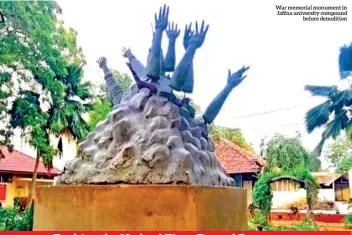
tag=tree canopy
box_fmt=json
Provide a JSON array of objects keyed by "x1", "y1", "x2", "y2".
[
  {"x1": 209, "y1": 124, "x2": 255, "y2": 153},
  {"x1": 261, "y1": 133, "x2": 320, "y2": 172},
  {"x1": 88, "y1": 70, "x2": 132, "y2": 129},
  {"x1": 305, "y1": 43, "x2": 352, "y2": 154},
  {"x1": 0, "y1": 1, "x2": 85, "y2": 151},
  {"x1": 323, "y1": 135, "x2": 352, "y2": 169}
]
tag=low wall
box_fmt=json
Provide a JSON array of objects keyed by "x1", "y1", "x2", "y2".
[
  {"x1": 271, "y1": 211, "x2": 346, "y2": 224},
  {"x1": 34, "y1": 185, "x2": 248, "y2": 231}
]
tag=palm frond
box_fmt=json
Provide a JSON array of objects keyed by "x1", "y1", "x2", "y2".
[
  {"x1": 305, "y1": 100, "x2": 332, "y2": 133},
  {"x1": 304, "y1": 85, "x2": 337, "y2": 97},
  {"x1": 338, "y1": 43, "x2": 352, "y2": 79}
]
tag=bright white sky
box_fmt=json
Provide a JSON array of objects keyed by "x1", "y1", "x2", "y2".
[{"x1": 57, "y1": 0, "x2": 352, "y2": 157}]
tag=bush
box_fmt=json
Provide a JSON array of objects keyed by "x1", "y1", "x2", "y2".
[
  {"x1": 261, "y1": 219, "x2": 319, "y2": 231},
  {"x1": 345, "y1": 214, "x2": 352, "y2": 227},
  {"x1": 282, "y1": 198, "x2": 336, "y2": 211},
  {"x1": 249, "y1": 210, "x2": 268, "y2": 226},
  {"x1": 293, "y1": 219, "x2": 319, "y2": 231},
  {"x1": 14, "y1": 197, "x2": 28, "y2": 212},
  {"x1": 0, "y1": 207, "x2": 33, "y2": 231}
]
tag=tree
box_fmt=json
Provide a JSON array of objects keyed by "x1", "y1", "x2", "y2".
[
  {"x1": 305, "y1": 43, "x2": 352, "y2": 154},
  {"x1": 261, "y1": 133, "x2": 319, "y2": 171},
  {"x1": 209, "y1": 124, "x2": 255, "y2": 153},
  {"x1": 323, "y1": 135, "x2": 352, "y2": 169},
  {"x1": 0, "y1": 1, "x2": 84, "y2": 151},
  {"x1": 88, "y1": 70, "x2": 133, "y2": 130},
  {"x1": 10, "y1": 65, "x2": 93, "y2": 209},
  {"x1": 336, "y1": 157, "x2": 352, "y2": 173},
  {"x1": 0, "y1": 1, "x2": 90, "y2": 209}
]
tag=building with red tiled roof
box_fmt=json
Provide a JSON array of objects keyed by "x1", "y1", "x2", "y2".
[
  {"x1": 0, "y1": 147, "x2": 61, "y2": 208},
  {"x1": 215, "y1": 139, "x2": 265, "y2": 204},
  {"x1": 215, "y1": 139, "x2": 264, "y2": 174}
]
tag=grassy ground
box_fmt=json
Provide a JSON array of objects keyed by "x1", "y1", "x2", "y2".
[
  {"x1": 271, "y1": 220, "x2": 352, "y2": 231},
  {"x1": 0, "y1": 224, "x2": 5, "y2": 231}
]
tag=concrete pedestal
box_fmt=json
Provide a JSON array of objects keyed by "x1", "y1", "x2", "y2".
[{"x1": 33, "y1": 185, "x2": 247, "y2": 231}]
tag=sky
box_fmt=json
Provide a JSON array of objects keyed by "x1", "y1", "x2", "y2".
[{"x1": 56, "y1": 0, "x2": 352, "y2": 159}]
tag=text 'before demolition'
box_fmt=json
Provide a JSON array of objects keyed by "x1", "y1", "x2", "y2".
[{"x1": 276, "y1": 5, "x2": 348, "y2": 22}]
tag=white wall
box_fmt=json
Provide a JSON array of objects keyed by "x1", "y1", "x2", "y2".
[
  {"x1": 318, "y1": 188, "x2": 335, "y2": 201},
  {"x1": 272, "y1": 189, "x2": 306, "y2": 208},
  {"x1": 12, "y1": 128, "x2": 77, "y2": 170}
]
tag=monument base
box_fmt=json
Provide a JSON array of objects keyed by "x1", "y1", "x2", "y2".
[{"x1": 33, "y1": 185, "x2": 247, "y2": 231}]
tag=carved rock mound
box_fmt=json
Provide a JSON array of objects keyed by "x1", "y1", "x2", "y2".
[{"x1": 58, "y1": 88, "x2": 234, "y2": 186}]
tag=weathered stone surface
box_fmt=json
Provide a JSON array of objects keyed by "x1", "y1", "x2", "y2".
[{"x1": 58, "y1": 90, "x2": 234, "y2": 186}]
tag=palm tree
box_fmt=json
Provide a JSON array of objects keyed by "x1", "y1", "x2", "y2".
[
  {"x1": 305, "y1": 43, "x2": 352, "y2": 155},
  {"x1": 10, "y1": 64, "x2": 93, "y2": 209}
]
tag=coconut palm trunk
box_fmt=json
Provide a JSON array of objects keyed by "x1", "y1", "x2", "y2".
[{"x1": 26, "y1": 154, "x2": 40, "y2": 210}]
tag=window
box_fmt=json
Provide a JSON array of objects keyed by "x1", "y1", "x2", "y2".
[{"x1": 0, "y1": 173, "x2": 12, "y2": 183}]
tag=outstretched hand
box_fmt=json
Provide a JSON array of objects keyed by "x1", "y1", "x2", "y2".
[
  {"x1": 122, "y1": 47, "x2": 133, "y2": 59},
  {"x1": 189, "y1": 20, "x2": 209, "y2": 48},
  {"x1": 154, "y1": 4, "x2": 169, "y2": 30},
  {"x1": 166, "y1": 22, "x2": 180, "y2": 40},
  {"x1": 227, "y1": 66, "x2": 250, "y2": 87},
  {"x1": 183, "y1": 23, "x2": 194, "y2": 50},
  {"x1": 97, "y1": 57, "x2": 108, "y2": 69}
]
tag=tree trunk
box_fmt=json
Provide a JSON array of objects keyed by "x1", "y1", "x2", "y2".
[{"x1": 26, "y1": 154, "x2": 40, "y2": 210}]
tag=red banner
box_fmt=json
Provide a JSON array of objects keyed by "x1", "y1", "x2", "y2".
[{"x1": 0, "y1": 232, "x2": 350, "y2": 235}]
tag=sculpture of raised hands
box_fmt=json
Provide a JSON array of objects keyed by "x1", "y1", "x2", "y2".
[
  {"x1": 166, "y1": 22, "x2": 180, "y2": 40},
  {"x1": 227, "y1": 66, "x2": 250, "y2": 88},
  {"x1": 189, "y1": 21, "x2": 209, "y2": 48},
  {"x1": 154, "y1": 4, "x2": 169, "y2": 30},
  {"x1": 183, "y1": 23, "x2": 194, "y2": 50},
  {"x1": 122, "y1": 47, "x2": 133, "y2": 59},
  {"x1": 97, "y1": 57, "x2": 108, "y2": 70}
]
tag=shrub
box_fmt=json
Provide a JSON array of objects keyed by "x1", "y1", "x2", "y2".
[
  {"x1": 345, "y1": 214, "x2": 352, "y2": 228},
  {"x1": 0, "y1": 207, "x2": 33, "y2": 231},
  {"x1": 293, "y1": 219, "x2": 319, "y2": 231},
  {"x1": 248, "y1": 203, "x2": 256, "y2": 217},
  {"x1": 249, "y1": 210, "x2": 268, "y2": 226},
  {"x1": 14, "y1": 197, "x2": 28, "y2": 212}
]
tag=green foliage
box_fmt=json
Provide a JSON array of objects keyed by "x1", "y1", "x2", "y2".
[
  {"x1": 336, "y1": 156, "x2": 352, "y2": 173},
  {"x1": 0, "y1": 207, "x2": 33, "y2": 231},
  {"x1": 88, "y1": 70, "x2": 133, "y2": 130},
  {"x1": 9, "y1": 65, "x2": 92, "y2": 169},
  {"x1": 345, "y1": 214, "x2": 352, "y2": 227},
  {"x1": 0, "y1": 1, "x2": 85, "y2": 149},
  {"x1": 111, "y1": 70, "x2": 133, "y2": 91},
  {"x1": 253, "y1": 167, "x2": 318, "y2": 218},
  {"x1": 88, "y1": 98, "x2": 112, "y2": 130},
  {"x1": 262, "y1": 219, "x2": 319, "y2": 231},
  {"x1": 262, "y1": 133, "x2": 318, "y2": 171},
  {"x1": 209, "y1": 124, "x2": 254, "y2": 153},
  {"x1": 249, "y1": 210, "x2": 268, "y2": 226},
  {"x1": 305, "y1": 43, "x2": 352, "y2": 154},
  {"x1": 324, "y1": 135, "x2": 352, "y2": 169}
]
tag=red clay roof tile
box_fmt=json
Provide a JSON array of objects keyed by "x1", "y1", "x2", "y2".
[
  {"x1": 0, "y1": 147, "x2": 61, "y2": 176},
  {"x1": 215, "y1": 139, "x2": 265, "y2": 174}
]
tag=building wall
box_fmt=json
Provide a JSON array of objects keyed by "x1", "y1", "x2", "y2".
[
  {"x1": 318, "y1": 188, "x2": 335, "y2": 201},
  {"x1": 0, "y1": 176, "x2": 54, "y2": 208},
  {"x1": 230, "y1": 173, "x2": 256, "y2": 205},
  {"x1": 12, "y1": 128, "x2": 78, "y2": 170},
  {"x1": 272, "y1": 189, "x2": 306, "y2": 208}
]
